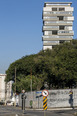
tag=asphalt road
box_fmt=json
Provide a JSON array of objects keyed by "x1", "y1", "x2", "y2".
[{"x1": 0, "y1": 105, "x2": 77, "y2": 116}]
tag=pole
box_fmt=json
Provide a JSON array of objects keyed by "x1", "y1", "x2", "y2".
[
  {"x1": 30, "y1": 69, "x2": 33, "y2": 102},
  {"x1": 23, "y1": 96, "x2": 24, "y2": 114},
  {"x1": 43, "y1": 96, "x2": 47, "y2": 116},
  {"x1": 44, "y1": 110, "x2": 46, "y2": 116},
  {"x1": 31, "y1": 69, "x2": 32, "y2": 93},
  {"x1": 15, "y1": 67, "x2": 16, "y2": 106}
]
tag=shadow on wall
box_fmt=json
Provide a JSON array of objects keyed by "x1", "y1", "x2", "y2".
[{"x1": 69, "y1": 90, "x2": 74, "y2": 109}]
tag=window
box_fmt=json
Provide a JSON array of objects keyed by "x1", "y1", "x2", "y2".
[
  {"x1": 59, "y1": 26, "x2": 65, "y2": 30},
  {"x1": 52, "y1": 31, "x2": 57, "y2": 35},
  {"x1": 58, "y1": 16, "x2": 64, "y2": 20},
  {"x1": 59, "y1": 8, "x2": 65, "y2": 11},
  {"x1": 60, "y1": 40, "x2": 65, "y2": 43},
  {"x1": 52, "y1": 8, "x2": 57, "y2": 11},
  {"x1": 59, "y1": 31, "x2": 70, "y2": 33}
]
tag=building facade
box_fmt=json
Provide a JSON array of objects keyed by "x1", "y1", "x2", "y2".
[
  {"x1": 0, "y1": 74, "x2": 13, "y2": 101},
  {"x1": 0, "y1": 74, "x2": 6, "y2": 101},
  {"x1": 42, "y1": 2, "x2": 74, "y2": 50},
  {"x1": 5, "y1": 81, "x2": 13, "y2": 101}
]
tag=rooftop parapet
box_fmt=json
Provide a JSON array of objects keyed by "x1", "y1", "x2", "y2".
[{"x1": 44, "y1": 2, "x2": 72, "y2": 7}]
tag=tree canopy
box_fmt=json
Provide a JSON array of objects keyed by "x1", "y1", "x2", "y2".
[{"x1": 5, "y1": 40, "x2": 77, "y2": 92}]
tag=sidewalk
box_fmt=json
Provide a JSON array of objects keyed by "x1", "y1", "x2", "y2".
[{"x1": 25, "y1": 107, "x2": 77, "y2": 111}]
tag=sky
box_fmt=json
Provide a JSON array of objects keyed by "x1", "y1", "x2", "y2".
[{"x1": 0, "y1": 0, "x2": 77, "y2": 74}]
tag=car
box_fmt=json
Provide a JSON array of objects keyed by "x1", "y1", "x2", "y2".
[
  {"x1": 6, "y1": 100, "x2": 14, "y2": 106},
  {"x1": 0, "y1": 100, "x2": 5, "y2": 105}
]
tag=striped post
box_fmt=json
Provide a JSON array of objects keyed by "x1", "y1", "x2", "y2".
[{"x1": 43, "y1": 96, "x2": 47, "y2": 110}]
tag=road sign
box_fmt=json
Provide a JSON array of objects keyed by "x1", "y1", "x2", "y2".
[
  {"x1": 42, "y1": 90, "x2": 49, "y2": 97},
  {"x1": 43, "y1": 96, "x2": 47, "y2": 110}
]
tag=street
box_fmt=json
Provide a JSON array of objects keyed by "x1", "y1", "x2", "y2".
[{"x1": 0, "y1": 106, "x2": 77, "y2": 116}]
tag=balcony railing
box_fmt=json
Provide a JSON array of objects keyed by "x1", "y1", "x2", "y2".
[
  {"x1": 43, "y1": 41, "x2": 59, "y2": 43},
  {"x1": 58, "y1": 30, "x2": 74, "y2": 34},
  {"x1": 43, "y1": 35, "x2": 73, "y2": 39},
  {"x1": 43, "y1": 26, "x2": 58, "y2": 28},
  {"x1": 44, "y1": 21, "x2": 73, "y2": 25},
  {"x1": 43, "y1": 16, "x2": 58, "y2": 20},
  {"x1": 64, "y1": 16, "x2": 74, "y2": 21},
  {"x1": 43, "y1": 11, "x2": 73, "y2": 15},
  {"x1": 59, "y1": 36, "x2": 73, "y2": 38},
  {"x1": 43, "y1": 26, "x2": 59, "y2": 30}
]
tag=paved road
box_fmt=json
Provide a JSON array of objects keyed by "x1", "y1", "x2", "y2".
[{"x1": 0, "y1": 106, "x2": 77, "y2": 116}]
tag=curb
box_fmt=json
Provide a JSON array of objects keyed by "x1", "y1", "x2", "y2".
[{"x1": 25, "y1": 107, "x2": 77, "y2": 111}]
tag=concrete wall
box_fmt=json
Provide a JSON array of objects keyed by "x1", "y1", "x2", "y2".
[{"x1": 19, "y1": 89, "x2": 77, "y2": 109}]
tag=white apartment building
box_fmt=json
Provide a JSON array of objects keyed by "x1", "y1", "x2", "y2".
[
  {"x1": 42, "y1": 2, "x2": 74, "y2": 50},
  {"x1": 0, "y1": 74, "x2": 6, "y2": 101}
]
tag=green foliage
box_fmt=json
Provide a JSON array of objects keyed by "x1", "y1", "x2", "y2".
[
  {"x1": 12, "y1": 74, "x2": 43, "y2": 93},
  {"x1": 5, "y1": 40, "x2": 77, "y2": 91}
]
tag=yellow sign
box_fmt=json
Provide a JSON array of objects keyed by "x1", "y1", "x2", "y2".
[{"x1": 43, "y1": 96, "x2": 47, "y2": 110}]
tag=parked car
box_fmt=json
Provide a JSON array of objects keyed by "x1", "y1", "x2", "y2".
[
  {"x1": 0, "y1": 100, "x2": 5, "y2": 105},
  {"x1": 6, "y1": 100, "x2": 14, "y2": 106}
]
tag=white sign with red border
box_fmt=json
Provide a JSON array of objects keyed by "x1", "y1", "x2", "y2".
[{"x1": 42, "y1": 90, "x2": 49, "y2": 97}]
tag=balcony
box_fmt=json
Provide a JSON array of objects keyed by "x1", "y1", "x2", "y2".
[
  {"x1": 42, "y1": 35, "x2": 73, "y2": 41},
  {"x1": 43, "y1": 11, "x2": 73, "y2": 16},
  {"x1": 64, "y1": 16, "x2": 74, "y2": 21},
  {"x1": 58, "y1": 30, "x2": 74, "y2": 35},
  {"x1": 43, "y1": 16, "x2": 58, "y2": 21},
  {"x1": 43, "y1": 41, "x2": 59, "y2": 46},
  {"x1": 43, "y1": 26, "x2": 59, "y2": 31},
  {"x1": 44, "y1": 21, "x2": 73, "y2": 26}
]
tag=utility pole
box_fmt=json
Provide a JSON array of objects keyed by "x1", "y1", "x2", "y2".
[
  {"x1": 15, "y1": 67, "x2": 16, "y2": 106},
  {"x1": 31, "y1": 69, "x2": 32, "y2": 93}
]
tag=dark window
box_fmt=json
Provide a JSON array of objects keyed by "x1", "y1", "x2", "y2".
[
  {"x1": 59, "y1": 26, "x2": 65, "y2": 30},
  {"x1": 52, "y1": 8, "x2": 57, "y2": 11},
  {"x1": 52, "y1": 31, "x2": 57, "y2": 35},
  {"x1": 59, "y1": 8, "x2": 65, "y2": 11},
  {"x1": 58, "y1": 16, "x2": 64, "y2": 20},
  {"x1": 60, "y1": 40, "x2": 65, "y2": 43}
]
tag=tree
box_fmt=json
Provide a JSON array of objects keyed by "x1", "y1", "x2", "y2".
[
  {"x1": 5, "y1": 40, "x2": 77, "y2": 90},
  {"x1": 12, "y1": 74, "x2": 43, "y2": 93}
]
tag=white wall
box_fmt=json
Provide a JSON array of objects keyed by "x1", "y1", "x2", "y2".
[
  {"x1": 65, "y1": 7, "x2": 74, "y2": 11},
  {"x1": 67, "y1": 17, "x2": 74, "y2": 20},
  {"x1": 19, "y1": 89, "x2": 77, "y2": 109},
  {"x1": 0, "y1": 74, "x2": 6, "y2": 100},
  {"x1": 43, "y1": 7, "x2": 51, "y2": 11},
  {"x1": 43, "y1": 46, "x2": 52, "y2": 50},
  {"x1": 65, "y1": 26, "x2": 72, "y2": 30}
]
